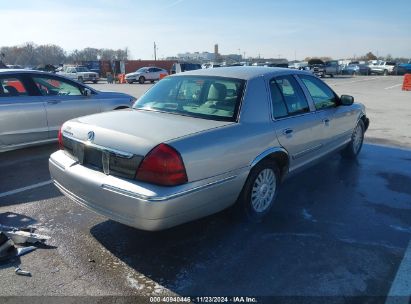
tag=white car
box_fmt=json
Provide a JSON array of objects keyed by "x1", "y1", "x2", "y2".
[
  {"x1": 125, "y1": 67, "x2": 168, "y2": 84},
  {"x1": 369, "y1": 61, "x2": 396, "y2": 75},
  {"x1": 57, "y1": 66, "x2": 99, "y2": 83}
]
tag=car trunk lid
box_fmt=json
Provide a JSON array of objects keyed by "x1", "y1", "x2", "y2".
[{"x1": 60, "y1": 109, "x2": 233, "y2": 179}]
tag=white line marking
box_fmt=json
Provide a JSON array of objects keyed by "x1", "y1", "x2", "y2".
[
  {"x1": 384, "y1": 84, "x2": 402, "y2": 90},
  {"x1": 385, "y1": 240, "x2": 411, "y2": 304},
  {"x1": 327, "y1": 77, "x2": 379, "y2": 85},
  {"x1": 0, "y1": 180, "x2": 53, "y2": 198}
]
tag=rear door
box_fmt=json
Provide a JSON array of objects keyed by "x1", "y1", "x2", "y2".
[
  {"x1": 31, "y1": 74, "x2": 101, "y2": 139},
  {"x1": 148, "y1": 68, "x2": 160, "y2": 80},
  {"x1": 0, "y1": 74, "x2": 48, "y2": 147},
  {"x1": 269, "y1": 75, "x2": 325, "y2": 171}
]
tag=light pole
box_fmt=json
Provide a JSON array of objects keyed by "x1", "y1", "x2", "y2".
[{"x1": 154, "y1": 42, "x2": 158, "y2": 61}]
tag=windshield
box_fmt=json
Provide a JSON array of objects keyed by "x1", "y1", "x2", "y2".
[
  {"x1": 133, "y1": 76, "x2": 245, "y2": 122},
  {"x1": 76, "y1": 67, "x2": 90, "y2": 72},
  {"x1": 136, "y1": 68, "x2": 148, "y2": 73}
]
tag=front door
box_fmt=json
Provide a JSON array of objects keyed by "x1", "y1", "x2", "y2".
[
  {"x1": 31, "y1": 75, "x2": 101, "y2": 139},
  {"x1": 297, "y1": 74, "x2": 355, "y2": 150}
]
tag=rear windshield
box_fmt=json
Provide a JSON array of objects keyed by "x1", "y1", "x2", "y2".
[{"x1": 134, "y1": 76, "x2": 245, "y2": 122}]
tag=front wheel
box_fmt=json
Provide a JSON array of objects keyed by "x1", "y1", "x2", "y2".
[
  {"x1": 341, "y1": 120, "x2": 365, "y2": 159},
  {"x1": 139, "y1": 76, "x2": 145, "y2": 84},
  {"x1": 236, "y1": 159, "x2": 280, "y2": 222},
  {"x1": 383, "y1": 69, "x2": 388, "y2": 76}
]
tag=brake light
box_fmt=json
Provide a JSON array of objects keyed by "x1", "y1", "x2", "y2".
[
  {"x1": 58, "y1": 127, "x2": 63, "y2": 149},
  {"x1": 136, "y1": 144, "x2": 187, "y2": 186}
]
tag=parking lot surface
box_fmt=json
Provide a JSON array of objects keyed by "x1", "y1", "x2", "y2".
[{"x1": 0, "y1": 75, "x2": 410, "y2": 301}]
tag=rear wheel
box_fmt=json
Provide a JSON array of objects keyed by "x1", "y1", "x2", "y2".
[
  {"x1": 127, "y1": 80, "x2": 134, "y2": 84},
  {"x1": 93, "y1": 80, "x2": 98, "y2": 84},
  {"x1": 78, "y1": 76, "x2": 84, "y2": 83},
  {"x1": 236, "y1": 159, "x2": 280, "y2": 222},
  {"x1": 383, "y1": 69, "x2": 388, "y2": 76},
  {"x1": 341, "y1": 120, "x2": 365, "y2": 159},
  {"x1": 139, "y1": 76, "x2": 145, "y2": 84}
]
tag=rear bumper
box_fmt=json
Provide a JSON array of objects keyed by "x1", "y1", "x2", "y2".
[{"x1": 49, "y1": 150, "x2": 247, "y2": 231}]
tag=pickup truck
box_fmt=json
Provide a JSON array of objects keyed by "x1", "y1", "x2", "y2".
[
  {"x1": 325, "y1": 60, "x2": 340, "y2": 77},
  {"x1": 369, "y1": 61, "x2": 396, "y2": 76},
  {"x1": 57, "y1": 66, "x2": 99, "y2": 83}
]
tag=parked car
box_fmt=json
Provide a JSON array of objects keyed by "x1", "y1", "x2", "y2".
[
  {"x1": 306, "y1": 59, "x2": 326, "y2": 77},
  {"x1": 0, "y1": 69, "x2": 135, "y2": 152},
  {"x1": 202, "y1": 63, "x2": 222, "y2": 69},
  {"x1": 392, "y1": 63, "x2": 411, "y2": 75},
  {"x1": 171, "y1": 63, "x2": 202, "y2": 74},
  {"x1": 369, "y1": 61, "x2": 396, "y2": 75},
  {"x1": 50, "y1": 67, "x2": 369, "y2": 231},
  {"x1": 342, "y1": 63, "x2": 371, "y2": 75},
  {"x1": 324, "y1": 60, "x2": 340, "y2": 77},
  {"x1": 125, "y1": 67, "x2": 168, "y2": 84},
  {"x1": 57, "y1": 66, "x2": 100, "y2": 83}
]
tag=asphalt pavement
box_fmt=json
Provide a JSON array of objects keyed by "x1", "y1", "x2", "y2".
[{"x1": 0, "y1": 75, "x2": 410, "y2": 302}]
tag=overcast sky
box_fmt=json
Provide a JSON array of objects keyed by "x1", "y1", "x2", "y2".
[{"x1": 1, "y1": 0, "x2": 410, "y2": 60}]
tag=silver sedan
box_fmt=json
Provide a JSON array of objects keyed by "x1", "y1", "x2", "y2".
[
  {"x1": 49, "y1": 67, "x2": 369, "y2": 231},
  {"x1": 0, "y1": 69, "x2": 135, "y2": 152}
]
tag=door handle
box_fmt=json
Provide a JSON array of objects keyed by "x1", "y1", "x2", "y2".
[
  {"x1": 47, "y1": 100, "x2": 61, "y2": 105},
  {"x1": 283, "y1": 128, "x2": 294, "y2": 135}
]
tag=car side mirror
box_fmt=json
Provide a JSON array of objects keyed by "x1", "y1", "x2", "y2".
[
  {"x1": 83, "y1": 88, "x2": 92, "y2": 97},
  {"x1": 340, "y1": 95, "x2": 354, "y2": 105}
]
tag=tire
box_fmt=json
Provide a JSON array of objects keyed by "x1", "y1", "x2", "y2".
[
  {"x1": 78, "y1": 76, "x2": 84, "y2": 83},
  {"x1": 383, "y1": 69, "x2": 388, "y2": 76},
  {"x1": 150, "y1": 80, "x2": 155, "y2": 83},
  {"x1": 236, "y1": 159, "x2": 280, "y2": 222},
  {"x1": 126, "y1": 80, "x2": 133, "y2": 84},
  {"x1": 330, "y1": 74, "x2": 334, "y2": 78},
  {"x1": 341, "y1": 120, "x2": 365, "y2": 159},
  {"x1": 139, "y1": 76, "x2": 145, "y2": 84},
  {"x1": 93, "y1": 80, "x2": 98, "y2": 84}
]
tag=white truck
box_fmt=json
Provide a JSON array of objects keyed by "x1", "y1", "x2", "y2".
[
  {"x1": 57, "y1": 66, "x2": 99, "y2": 83},
  {"x1": 369, "y1": 61, "x2": 396, "y2": 76}
]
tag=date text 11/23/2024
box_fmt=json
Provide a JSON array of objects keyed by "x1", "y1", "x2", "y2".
[{"x1": 149, "y1": 296, "x2": 258, "y2": 303}]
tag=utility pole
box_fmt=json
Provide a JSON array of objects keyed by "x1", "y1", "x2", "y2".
[{"x1": 154, "y1": 42, "x2": 157, "y2": 61}]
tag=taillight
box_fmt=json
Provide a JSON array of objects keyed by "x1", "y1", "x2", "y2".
[
  {"x1": 58, "y1": 127, "x2": 63, "y2": 150},
  {"x1": 136, "y1": 144, "x2": 187, "y2": 186}
]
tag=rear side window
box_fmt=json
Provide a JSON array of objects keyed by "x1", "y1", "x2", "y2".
[
  {"x1": 269, "y1": 75, "x2": 310, "y2": 118},
  {"x1": 298, "y1": 74, "x2": 337, "y2": 109},
  {"x1": 0, "y1": 77, "x2": 28, "y2": 97}
]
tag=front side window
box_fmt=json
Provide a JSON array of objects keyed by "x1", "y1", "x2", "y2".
[
  {"x1": 0, "y1": 77, "x2": 28, "y2": 97},
  {"x1": 134, "y1": 76, "x2": 245, "y2": 121},
  {"x1": 298, "y1": 74, "x2": 337, "y2": 109},
  {"x1": 33, "y1": 76, "x2": 83, "y2": 96},
  {"x1": 269, "y1": 75, "x2": 310, "y2": 118}
]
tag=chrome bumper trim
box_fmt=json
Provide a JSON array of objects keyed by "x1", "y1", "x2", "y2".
[
  {"x1": 62, "y1": 133, "x2": 134, "y2": 158},
  {"x1": 101, "y1": 175, "x2": 237, "y2": 202}
]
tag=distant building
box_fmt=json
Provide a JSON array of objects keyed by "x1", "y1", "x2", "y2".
[{"x1": 177, "y1": 51, "x2": 215, "y2": 61}]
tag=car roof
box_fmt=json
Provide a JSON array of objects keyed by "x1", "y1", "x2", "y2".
[
  {"x1": 0, "y1": 69, "x2": 48, "y2": 74},
  {"x1": 171, "y1": 66, "x2": 311, "y2": 80}
]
